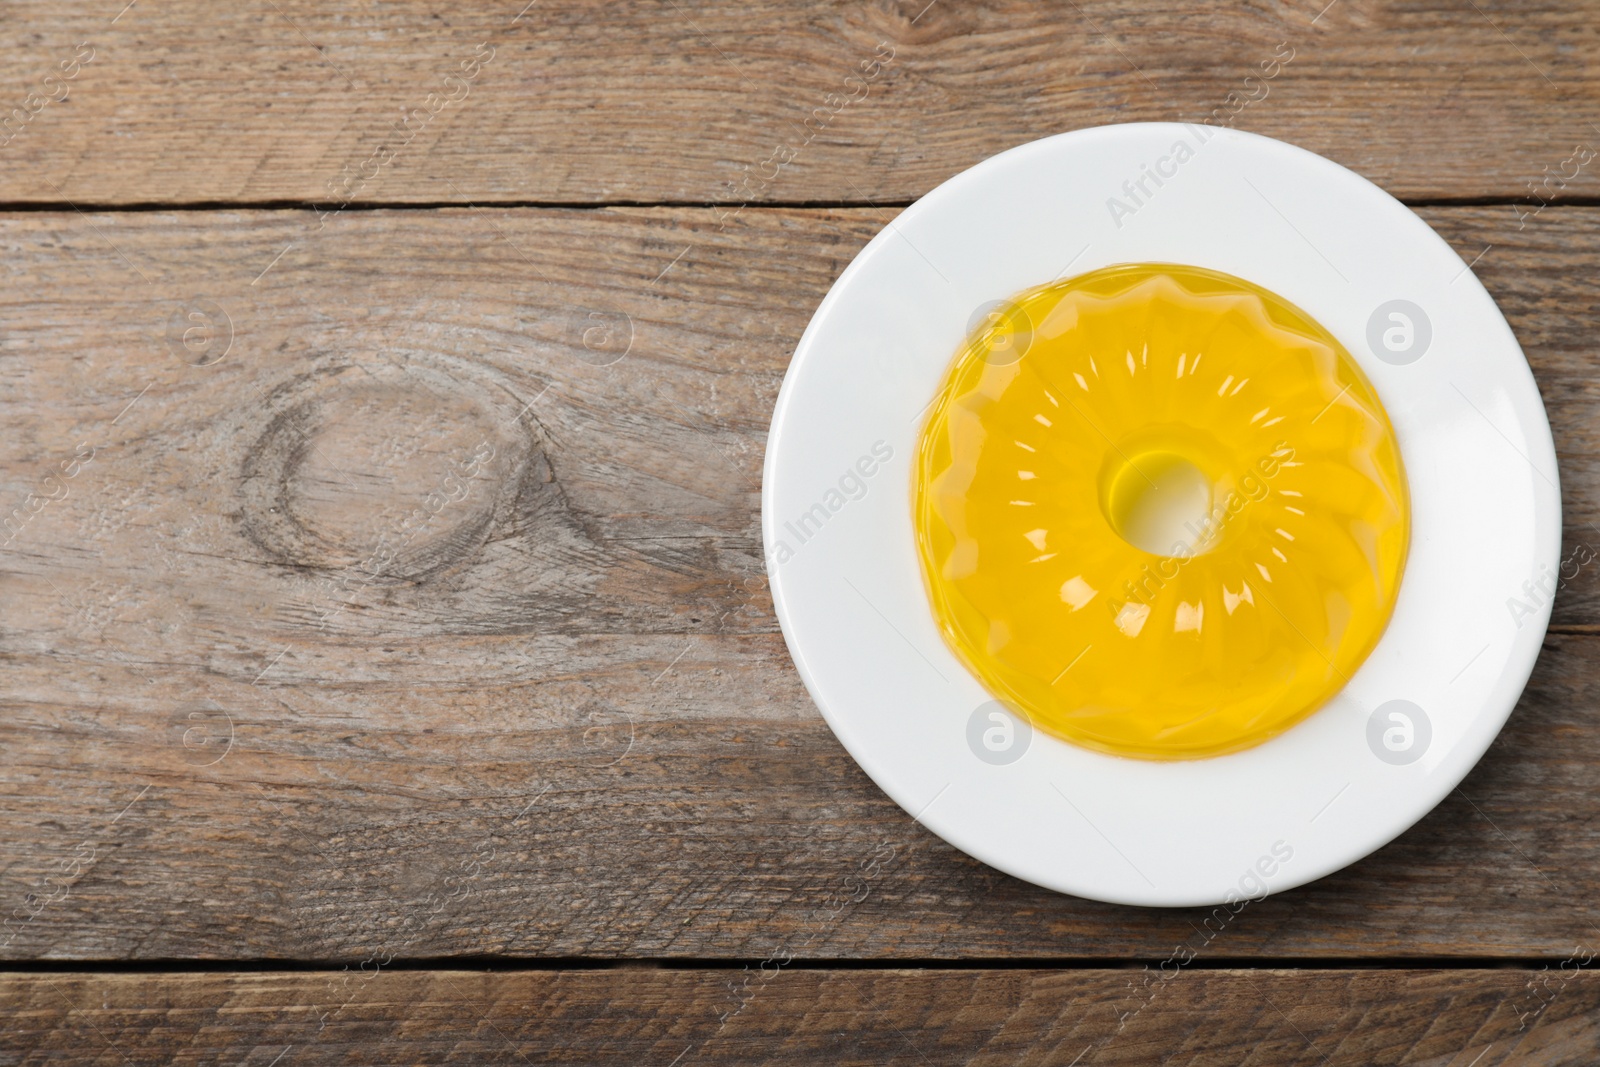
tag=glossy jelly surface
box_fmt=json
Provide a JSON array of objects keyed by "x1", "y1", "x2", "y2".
[{"x1": 913, "y1": 263, "x2": 1410, "y2": 760}]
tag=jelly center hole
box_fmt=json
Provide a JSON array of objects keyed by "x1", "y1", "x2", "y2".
[{"x1": 1103, "y1": 452, "x2": 1214, "y2": 557}]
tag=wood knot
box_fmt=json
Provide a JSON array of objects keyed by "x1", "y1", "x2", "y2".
[{"x1": 238, "y1": 357, "x2": 539, "y2": 585}]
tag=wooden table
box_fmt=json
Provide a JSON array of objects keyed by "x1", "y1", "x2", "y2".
[{"x1": 3, "y1": 1, "x2": 1599, "y2": 1062}]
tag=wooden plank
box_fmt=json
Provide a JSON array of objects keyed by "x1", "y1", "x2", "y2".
[
  {"x1": 1, "y1": 0, "x2": 1598, "y2": 204},
  {"x1": 1, "y1": 205, "x2": 1599, "y2": 961},
  {"x1": 6, "y1": 968, "x2": 1600, "y2": 1065}
]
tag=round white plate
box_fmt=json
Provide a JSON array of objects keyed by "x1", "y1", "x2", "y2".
[{"x1": 763, "y1": 123, "x2": 1560, "y2": 907}]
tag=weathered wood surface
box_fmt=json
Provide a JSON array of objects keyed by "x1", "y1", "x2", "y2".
[
  {"x1": 6, "y1": 968, "x2": 1600, "y2": 1065},
  {"x1": 1, "y1": 204, "x2": 1598, "y2": 961},
  {"x1": 1, "y1": 0, "x2": 1599, "y2": 205}
]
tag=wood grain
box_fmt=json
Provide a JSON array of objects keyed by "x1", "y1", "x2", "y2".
[
  {"x1": 0, "y1": 0, "x2": 1598, "y2": 205},
  {"x1": 6, "y1": 968, "x2": 1600, "y2": 1065},
  {"x1": 1, "y1": 204, "x2": 1598, "y2": 961}
]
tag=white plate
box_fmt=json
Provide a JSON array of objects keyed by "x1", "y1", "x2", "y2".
[{"x1": 763, "y1": 123, "x2": 1561, "y2": 907}]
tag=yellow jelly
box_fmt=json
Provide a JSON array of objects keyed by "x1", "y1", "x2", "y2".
[{"x1": 913, "y1": 263, "x2": 1409, "y2": 760}]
